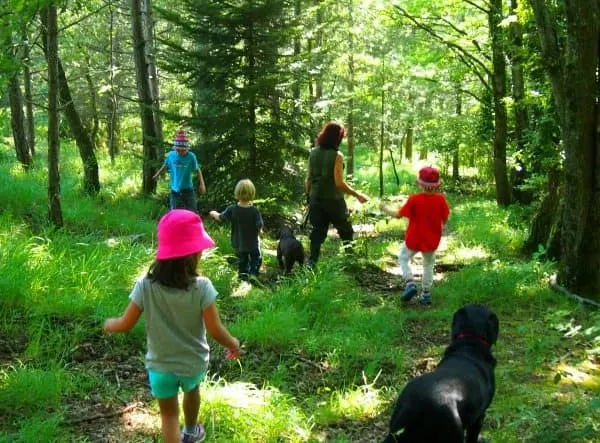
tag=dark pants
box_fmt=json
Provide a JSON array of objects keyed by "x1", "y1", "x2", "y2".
[
  {"x1": 170, "y1": 189, "x2": 197, "y2": 212},
  {"x1": 237, "y1": 248, "x2": 262, "y2": 280},
  {"x1": 308, "y1": 198, "x2": 353, "y2": 264}
]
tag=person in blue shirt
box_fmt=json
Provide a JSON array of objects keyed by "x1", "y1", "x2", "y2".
[{"x1": 154, "y1": 129, "x2": 206, "y2": 212}]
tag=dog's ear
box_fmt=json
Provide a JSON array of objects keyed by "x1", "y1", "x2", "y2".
[
  {"x1": 451, "y1": 307, "x2": 470, "y2": 339},
  {"x1": 487, "y1": 312, "x2": 499, "y2": 346}
]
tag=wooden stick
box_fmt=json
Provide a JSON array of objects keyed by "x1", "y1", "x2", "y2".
[
  {"x1": 63, "y1": 402, "x2": 143, "y2": 426},
  {"x1": 549, "y1": 275, "x2": 600, "y2": 309}
]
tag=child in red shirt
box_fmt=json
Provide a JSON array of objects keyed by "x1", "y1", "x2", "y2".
[{"x1": 381, "y1": 166, "x2": 450, "y2": 305}]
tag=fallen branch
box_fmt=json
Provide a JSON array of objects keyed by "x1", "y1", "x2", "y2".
[
  {"x1": 549, "y1": 275, "x2": 600, "y2": 309},
  {"x1": 63, "y1": 401, "x2": 143, "y2": 426}
]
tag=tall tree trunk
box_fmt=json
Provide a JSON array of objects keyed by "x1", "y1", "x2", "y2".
[
  {"x1": 108, "y1": 2, "x2": 120, "y2": 163},
  {"x1": 489, "y1": 0, "x2": 510, "y2": 206},
  {"x1": 346, "y1": 0, "x2": 355, "y2": 178},
  {"x1": 8, "y1": 73, "x2": 32, "y2": 169},
  {"x1": 509, "y1": 0, "x2": 531, "y2": 203},
  {"x1": 22, "y1": 25, "x2": 35, "y2": 156},
  {"x1": 132, "y1": 0, "x2": 158, "y2": 194},
  {"x1": 379, "y1": 86, "x2": 385, "y2": 197},
  {"x1": 405, "y1": 127, "x2": 413, "y2": 160},
  {"x1": 247, "y1": 18, "x2": 257, "y2": 177},
  {"x1": 143, "y1": 0, "x2": 163, "y2": 147},
  {"x1": 40, "y1": 12, "x2": 100, "y2": 195},
  {"x1": 45, "y1": 5, "x2": 63, "y2": 227},
  {"x1": 84, "y1": 56, "x2": 99, "y2": 149},
  {"x1": 292, "y1": 0, "x2": 302, "y2": 143},
  {"x1": 531, "y1": 0, "x2": 600, "y2": 299},
  {"x1": 452, "y1": 85, "x2": 461, "y2": 180}
]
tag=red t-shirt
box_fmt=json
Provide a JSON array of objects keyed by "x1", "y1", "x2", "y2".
[{"x1": 398, "y1": 192, "x2": 450, "y2": 252}]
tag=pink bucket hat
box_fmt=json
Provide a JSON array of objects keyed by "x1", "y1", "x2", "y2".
[
  {"x1": 416, "y1": 166, "x2": 442, "y2": 188},
  {"x1": 156, "y1": 210, "x2": 215, "y2": 260}
]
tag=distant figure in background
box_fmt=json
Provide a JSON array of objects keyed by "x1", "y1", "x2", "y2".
[
  {"x1": 209, "y1": 179, "x2": 264, "y2": 281},
  {"x1": 153, "y1": 128, "x2": 206, "y2": 212},
  {"x1": 380, "y1": 166, "x2": 450, "y2": 305},
  {"x1": 305, "y1": 121, "x2": 369, "y2": 267},
  {"x1": 103, "y1": 209, "x2": 240, "y2": 443}
]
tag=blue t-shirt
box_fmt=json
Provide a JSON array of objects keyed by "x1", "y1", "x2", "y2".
[
  {"x1": 164, "y1": 150, "x2": 199, "y2": 192},
  {"x1": 219, "y1": 204, "x2": 263, "y2": 252}
]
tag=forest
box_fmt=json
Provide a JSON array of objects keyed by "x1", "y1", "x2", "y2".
[{"x1": 0, "y1": 0, "x2": 599, "y2": 442}]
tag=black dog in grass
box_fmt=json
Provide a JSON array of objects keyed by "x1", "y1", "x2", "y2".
[
  {"x1": 383, "y1": 304, "x2": 499, "y2": 443},
  {"x1": 277, "y1": 226, "x2": 305, "y2": 274}
]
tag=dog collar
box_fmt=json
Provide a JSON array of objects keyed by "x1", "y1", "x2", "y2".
[{"x1": 455, "y1": 332, "x2": 489, "y2": 346}]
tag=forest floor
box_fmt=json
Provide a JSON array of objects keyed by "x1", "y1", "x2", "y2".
[{"x1": 66, "y1": 228, "x2": 459, "y2": 442}]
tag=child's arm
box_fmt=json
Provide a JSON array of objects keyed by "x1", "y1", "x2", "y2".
[
  {"x1": 203, "y1": 303, "x2": 241, "y2": 359},
  {"x1": 197, "y1": 169, "x2": 207, "y2": 194},
  {"x1": 104, "y1": 302, "x2": 142, "y2": 334},
  {"x1": 380, "y1": 203, "x2": 400, "y2": 218},
  {"x1": 152, "y1": 164, "x2": 166, "y2": 181},
  {"x1": 209, "y1": 210, "x2": 221, "y2": 221}
]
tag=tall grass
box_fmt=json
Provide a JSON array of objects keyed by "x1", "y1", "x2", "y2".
[{"x1": 0, "y1": 142, "x2": 598, "y2": 442}]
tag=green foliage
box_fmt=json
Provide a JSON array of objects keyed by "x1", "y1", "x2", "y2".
[{"x1": 157, "y1": 0, "x2": 306, "y2": 204}]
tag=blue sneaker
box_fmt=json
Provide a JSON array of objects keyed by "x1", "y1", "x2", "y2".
[
  {"x1": 419, "y1": 291, "x2": 432, "y2": 305},
  {"x1": 401, "y1": 282, "x2": 418, "y2": 301},
  {"x1": 181, "y1": 424, "x2": 206, "y2": 443}
]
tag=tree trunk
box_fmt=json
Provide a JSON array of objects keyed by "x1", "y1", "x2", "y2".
[
  {"x1": 379, "y1": 86, "x2": 385, "y2": 197},
  {"x1": 45, "y1": 5, "x2": 63, "y2": 227},
  {"x1": 143, "y1": 0, "x2": 163, "y2": 147},
  {"x1": 489, "y1": 0, "x2": 510, "y2": 206},
  {"x1": 108, "y1": 2, "x2": 120, "y2": 163},
  {"x1": 132, "y1": 0, "x2": 158, "y2": 194},
  {"x1": 292, "y1": 0, "x2": 302, "y2": 143},
  {"x1": 405, "y1": 127, "x2": 413, "y2": 160},
  {"x1": 84, "y1": 56, "x2": 99, "y2": 149},
  {"x1": 452, "y1": 85, "x2": 461, "y2": 180},
  {"x1": 247, "y1": 18, "x2": 257, "y2": 177},
  {"x1": 40, "y1": 12, "x2": 100, "y2": 195},
  {"x1": 8, "y1": 73, "x2": 32, "y2": 169},
  {"x1": 524, "y1": 168, "x2": 561, "y2": 255},
  {"x1": 531, "y1": 0, "x2": 600, "y2": 299},
  {"x1": 22, "y1": 25, "x2": 35, "y2": 156},
  {"x1": 346, "y1": 0, "x2": 355, "y2": 178}
]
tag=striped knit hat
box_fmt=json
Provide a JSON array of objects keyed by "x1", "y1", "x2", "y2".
[{"x1": 173, "y1": 129, "x2": 190, "y2": 149}]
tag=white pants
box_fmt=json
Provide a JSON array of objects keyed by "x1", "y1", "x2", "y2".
[{"x1": 398, "y1": 242, "x2": 436, "y2": 292}]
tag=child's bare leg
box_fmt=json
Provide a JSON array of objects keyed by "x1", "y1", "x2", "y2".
[
  {"x1": 183, "y1": 385, "x2": 200, "y2": 430},
  {"x1": 157, "y1": 395, "x2": 180, "y2": 443}
]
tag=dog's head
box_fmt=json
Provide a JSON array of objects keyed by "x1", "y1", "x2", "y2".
[
  {"x1": 279, "y1": 226, "x2": 295, "y2": 240},
  {"x1": 451, "y1": 304, "x2": 499, "y2": 347}
]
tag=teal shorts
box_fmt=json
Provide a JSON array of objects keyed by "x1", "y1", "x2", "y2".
[{"x1": 147, "y1": 369, "x2": 206, "y2": 399}]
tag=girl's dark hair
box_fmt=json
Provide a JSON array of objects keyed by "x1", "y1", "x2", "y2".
[
  {"x1": 317, "y1": 122, "x2": 345, "y2": 149},
  {"x1": 148, "y1": 253, "x2": 199, "y2": 289}
]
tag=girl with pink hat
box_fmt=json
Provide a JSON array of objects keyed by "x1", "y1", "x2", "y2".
[{"x1": 104, "y1": 209, "x2": 240, "y2": 443}]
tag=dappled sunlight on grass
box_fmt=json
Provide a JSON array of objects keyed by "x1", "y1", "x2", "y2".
[
  {"x1": 444, "y1": 242, "x2": 490, "y2": 263},
  {"x1": 554, "y1": 361, "x2": 600, "y2": 389},
  {"x1": 315, "y1": 380, "x2": 386, "y2": 424},
  {"x1": 201, "y1": 379, "x2": 311, "y2": 441}
]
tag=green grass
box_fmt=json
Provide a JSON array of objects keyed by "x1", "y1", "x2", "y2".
[{"x1": 0, "y1": 141, "x2": 598, "y2": 442}]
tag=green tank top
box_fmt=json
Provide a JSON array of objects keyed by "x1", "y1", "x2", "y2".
[{"x1": 309, "y1": 147, "x2": 344, "y2": 200}]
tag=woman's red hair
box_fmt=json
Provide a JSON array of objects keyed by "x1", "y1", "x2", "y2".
[{"x1": 317, "y1": 122, "x2": 345, "y2": 148}]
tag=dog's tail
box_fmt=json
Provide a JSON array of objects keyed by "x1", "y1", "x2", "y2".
[{"x1": 383, "y1": 402, "x2": 418, "y2": 443}]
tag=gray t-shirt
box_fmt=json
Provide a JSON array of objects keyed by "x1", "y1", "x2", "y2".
[{"x1": 129, "y1": 275, "x2": 217, "y2": 376}]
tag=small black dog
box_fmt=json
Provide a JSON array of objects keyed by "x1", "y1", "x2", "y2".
[
  {"x1": 383, "y1": 304, "x2": 499, "y2": 443},
  {"x1": 277, "y1": 226, "x2": 305, "y2": 274}
]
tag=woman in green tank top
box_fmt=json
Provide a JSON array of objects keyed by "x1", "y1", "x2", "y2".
[{"x1": 305, "y1": 122, "x2": 369, "y2": 266}]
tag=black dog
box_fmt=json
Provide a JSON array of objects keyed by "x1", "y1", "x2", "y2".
[
  {"x1": 276, "y1": 226, "x2": 305, "y2": 274},
  {"x1": 384, "y1": 304, "x2": 499, "y2": 443}
]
